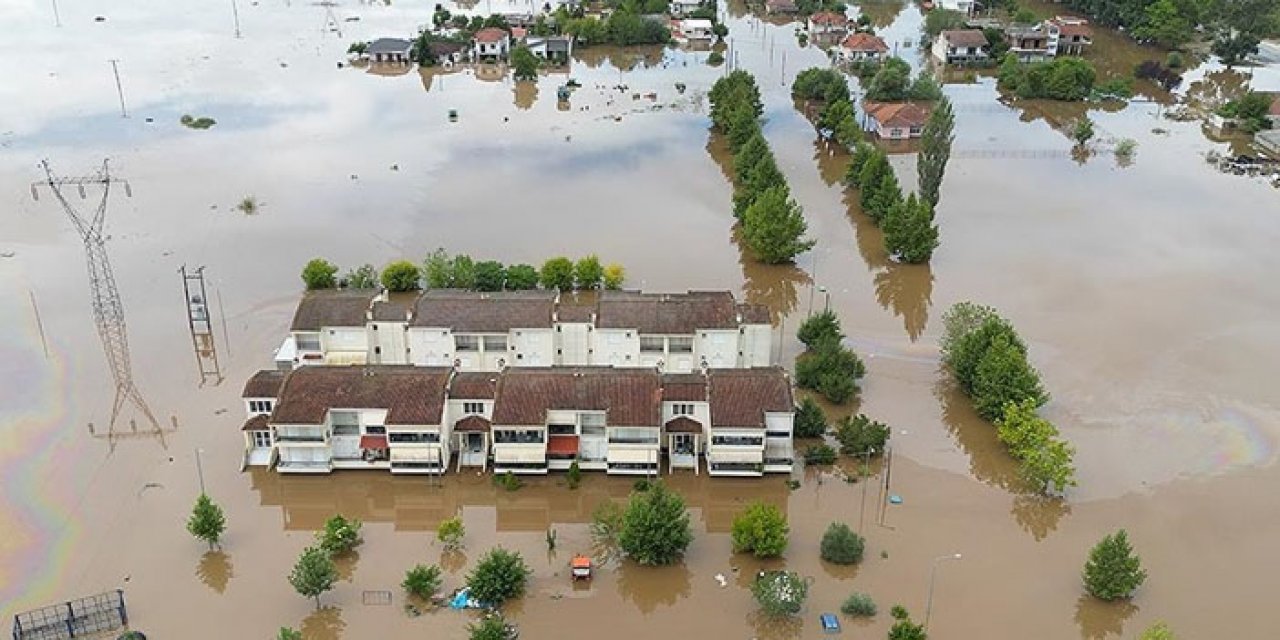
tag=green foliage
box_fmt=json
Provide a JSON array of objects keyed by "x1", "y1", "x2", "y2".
[
  {"x1": 820, "y1": 522, "x2": 865, "y2": 564},
  {"x1": 504, "y1": 264, "x2": 539, "y2": 290},
  {"x1": 301, "y1": 258, "x2": 338, "y2": 290},
  {"x1": 512, "y1": 45, "x2": 539, "y2": 81},
  {"x1": 345, "y1": 264, "x2": 379, "y2": 289},
  {"x1": 845, "y1": 142, "x2": 876, "y2": 187},
  {"x1": 1165, "y1": 51, "x2": 1185, "y2": 68},
  {"x1": 603, "y1": 263, "x2": 626, "y2": 290},
  {"x1": 289, "y1": 546, "x2": 338, "y2": 608},
  {"x1": 438, "y1": 516, "x2": 466, "y2": 550},
  {"x1": 742, "y1": 185, "x2": 816, "y2": 264},
  {"x1": 751, "y1": 570, "x2": 809, "y2": 617},
  {"x1": 467, "y1": 547, "x2": 532, "y2": 605},
  {"x1": 403, "y1": 563, "x2": 443, "y2": 599},
  {"x1": 867, "y1": 171, "x2": 904, "y2": 227},
  {"x1": 924, "y1": 8, "x2": 966, "y2": 35},
  {"x1": 803, "y1": 443, "x2": 837, "y2": 464},
  {"x1": 540, "y1": 257, "x2": 576, "y2": 290},
  {"x1": 818, "y1": 99, "x2": 855, "y2": 137},
  {"x1": 866, "y1": 57, "x2": 911, "y2": 102},
  {"x1": 794, "y1": 396, "x2": 828, "y2": 438},
  {"x1": 619, "y1": 481, "x2": 693, "y2": 565},
  {"x1": 186, "y1": 493, "x2": 226, "y2": 549},
  {"x1": 918, "y1": 96, "x2": 955, "y2": 208},
  {"x1": 1013, "y1": 7, "x2": 1037, "y2": 23},
  {"x1": 855, "y1": 150, "x2": 892, "y2": 217},
  {"x1": 792, "y1": 67, "x2": 850, "y2": 103},
  {"x1": 494, "y1": 470, "x2": 523, "y2": 491},
  {"x1": 468, "y1": 612, "x2": 516, "y2": 640},
  {"x1": 888, "y1": 606, "x2": 927, "y2": 640},
  {"x1": 1072, "y1": 117, "x2": 1096, "y2": 146},
  {"x1": 941, "y1": 306, "x2": 1026, "y2": 394},
  {"x1": 381, "y1": 260, "x2": 421, "y2": 292},
  {"x1": 795, "y1": 341, "x2": 866, "y2": 404},
  {"x1": 883, "y1": 194, "x2": 940, "y2": 264},
  {"x1": 1212, "y1": 31, "x2": 1260, "y2": 67},
  {"x1": 277, "y1": 628, "x2": 303, "y2": 640},
  {"x1": 709, "y1": 71, "x2": 763, "y2": 131},
  {"x1": 997, "y1": 400, "x2": 1077, "y2": 492},
  {"x1": 1115, "y1": 138, "x2": 1138, "y2": 162},
  {"x1": 908, "y1": 73, "x2": 943, "y2": 101},
  {"x1": 1083, "y1": 530, "x2": 1147, "y2": 600},
  {"x1": 574, "y1": 255, "x2": 604, "y2": 289},
  {"x1": 998, "y1": 55, "x2": 1097, "y2": 100},
  {"x1": 451, "y1": 255, "x2": 477, "y2": 289},
  {"x1": 984, "y1": 27, "x2": 1011, "y2": 58},
  {"x1": 972, "y1": 333, "x2": 1049, "y2": 420},
  {"x1": 473, "y1": 260, "x2": 507, "y2": 292},
  {"x1": 423, "y1": 248, "x2": 453, "y2": 288},
  {"x1": 180, "y1": 114, "x2": 217, "y2": 129},
  {"x1": 317, "y1": 514, "x2": 363, "y2": 556},
  {"x1": 1139, "y1": 622, "x2": 1176, "y2": 640},
  {"x1": 841, "y1": 592, "x2": 876, "y2": 617},
  {"x1": 1218, "y1": 91, "x2": 1275, "y2": 132},
  {"x1": 707, "y1": 50, "x2": 725, "y2": 66},
  {"x1": 797, "y1": 310, "x2": 843, "y2": 349},
  {"x1": 590, "y1": 500, "x2": 625, "y2": 546},
  {"x1": 1135, "y1": 0, "x2": 1195, "y2": 48},
  {"x1": 348, "y1": 41, "x2": 368, "y2": 55},
  {"x1": 567, "y1": 460, "x2": 582, "y2": 489},
  {"x1": 731, "y1": 502, "x2": 789, "y2": 558},
  {"x1": 833, "y1": 414, "x2": 889, "y2": 456}
]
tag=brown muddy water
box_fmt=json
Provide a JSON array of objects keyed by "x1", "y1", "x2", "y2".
[{"x1": 2, "y1": 0, "x2": 1279, "y2": 638}]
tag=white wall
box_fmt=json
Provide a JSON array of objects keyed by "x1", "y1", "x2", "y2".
[
  {"x1": 739, "y1": 324, "x2": 773, "y2": 367},
  {"x1": 555, "y1": 323, "x2": 590, "y2": 365},
  {"x1": 696, "y1": 329, "x2": 738, "y2": 368},
  {"x1": 512, "y1": 328, "x2": 554, "y2": 366},
  {"x1": 408, "y1": 327, "x2": 454, "y2": 366},
  {"x1": 369, "y1": 321, "x2": 408, "y2": 364},
  {"x1": 322, "y1": 327, "x2": 367, "y2": 353},
  {"x1": 591, "y1": 328, "x2": 639, "y2": 367}
]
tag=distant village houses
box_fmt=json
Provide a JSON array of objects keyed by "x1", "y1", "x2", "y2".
[
  {"x1": 365, "y1": 38, "x2": 413, "y2": 64},
  {"x1": 809, "y1": 11, "x2": 850, "y2": 35},
  {"x1": 835, "y1": 32, "x2": 889, "y2": 63},
  {"x1": 863, "y1": 101, "x2": 930, "y2": 140},
  {"x1": 473, "y1": 27, "x2": 511, "y2": 61},
  {"x1": 932, "y1": 29, "x2": 989, "y2": 65}
]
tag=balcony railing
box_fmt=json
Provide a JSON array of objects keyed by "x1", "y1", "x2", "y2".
[{"x1": 276, "y1": 434, "x2": 326, "y2": 443}]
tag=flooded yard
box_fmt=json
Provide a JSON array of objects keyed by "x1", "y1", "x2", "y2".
[{"x1": 1, "y1": 0, "x2": 1278, "y2": 638}]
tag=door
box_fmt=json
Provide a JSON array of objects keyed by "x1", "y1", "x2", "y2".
[{"x1": 468, "y1": 433, "x2": 484, "y2": 453}]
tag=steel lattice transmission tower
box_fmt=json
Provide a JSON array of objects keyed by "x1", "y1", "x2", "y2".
[{"x1": 32, "y1": 160, "x2": 161, "y2": 436}]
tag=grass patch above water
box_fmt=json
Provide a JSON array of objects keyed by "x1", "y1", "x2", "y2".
[{"x1": 180, "y1": 114, "x2": 217, "y2": 129}]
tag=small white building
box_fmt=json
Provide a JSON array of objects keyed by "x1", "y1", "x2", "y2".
[
  {"x1": 366, "y1": 37, "x2": 413, "y2": 63},
  {"x1": 241, "y1": 370, "x2": 286, "y2": 468},
  {"x1": 473, "y1": 27, "x2": 511, "y2": 61},
  {"x1": 835, "y1": 33, "x2": 889, "y2": 63},
  {"x1": 525, "y1": 35, "x2": 575, "y2": 61},
  {"x1": 679, "y1": 18, "x2": 714, "y2": 40},
  {"x1": 939, "y1": 0, "x2": 976, "y2": 17},
  {"x1": 932, "y1": 29, "x2": 989, "y2": 65},
  {"x1": 669, "y1": 0, "x2": 704, "y2": 17}
]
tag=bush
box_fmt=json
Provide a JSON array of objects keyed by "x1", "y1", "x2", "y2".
[
  {"x1": 841, "y1": 592, "x2": 877, "y2": 617},
  {"x1": 796, "y1": 310, "x2": 842, "y2": 349},
  {"x1": 504, "y1": 263, "x2": 539, "y2": 290},
  {"x1": 619, "y1": 481, "x2": 693, "y2": 565},
  {"x1": 1165, "y1": 52, "x2": 1184, "y2": 69},
  {"x1": 751, "y1": 570, "x2": 808, "y2": 617},
  {"x1": 540, "y1": 257, "x2": 575, "y2": 290},
  {"x1": 820, "y1": 522, "x2": 865, "y2": 565},
  {"x1": 795, "y1": 344, "x2": 866, "y2": 404},
  {"x1": 494, "y1": 471, "x2": 522, "y2": 491},
  {"x1": 438, "y1": 516, "x2": 465, "y2": 550},
  {"x1": 467, "y1": 548, "x2": 532, "y2": 605},
  {"x1": 468, "y1": 612, "x2": 516, "y2": 640},
  {"x1": 574, "y1": 255, "x2": 603, "y2": 289},
  {"x1": 301, "y1": 258, "x2": 338, "y2": 290},
  {"x1": 998, "y1": 399, "x2": 1076, "y2": 492},
  {"x1": 402, "y1": 563, "x2": 443, "y2": 599},
  {"x1": 277, "y1": 629, "x2": 302, "y2": 640},
  {"x1": 731, "y1": 502, "x2": 789, "y2": 558},
  {"x1": 1139, "y1": 622, "x2": 1175, "y2": 640},
  {"x1": 803, "y1": 444, "x2": 837, "y2": 465},
  {"x1": 833, "y1": 414, "x2": 889, "y2": 456},
  {"x1": 707, "y1": 50, "x2": 725, "y2": 66},
  {"x1": 566, "y1": 460, "x2": 582, "y2": 489},
  {"x1": 1083, "y1": 530, "x2": 1147, "y2": 601},
  {"x1": 345, "y1": 264, "x2": 378, "y2": 289},
  {"x1": 999, "y1": 55, "x2": 1097, "y2": 101},
  {"x1": 603, "y1": 263, "x2": 626, "y2": 290},
  {"x1": 317, "y1": 514, "x2": 362, "y2": 556},
  {"x1": 888, "y1": 606, "x2": 926, "y2": 640},
  {"x1": 473, "y1": 260, "x2": 506, "y2": 291},
  {"x1": 381, "y1": 260, "x2": 421, "y2": 292},
  {"x1": 791, "y1": 67, "x2": 850, "y2": 103},
  {"x1": 794, "y1": 397, "x2": 827, "y2": 438}
]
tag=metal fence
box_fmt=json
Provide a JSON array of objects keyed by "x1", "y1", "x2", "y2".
[{"x1": 12, "y1": 590, "x2": 128, "y2": 640}]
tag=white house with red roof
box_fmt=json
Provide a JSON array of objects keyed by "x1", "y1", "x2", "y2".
[
  {"x1": 835, "y1": 32, "x2": 889, "y2": 63},
  {"x1": 473, "y1": 27, "x2": 511, "y2": 61},
  {"x1": 863, "y1": 101, "x2": 931, "y2": 139},
  {"x1": 809, "y1": 11, "x2": 850, "y2": 34}
]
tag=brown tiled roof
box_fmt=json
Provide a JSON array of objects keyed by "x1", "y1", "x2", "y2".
[
  {"x1": 864, "y1": 101, "x2": 931, "y2": 129},
  {"x1": 454, "y1": 415, "x2": 492, "y2": 432},
  {"x1": 290, "y1": 289, "x2": 378, "y2": 331},
  {"x1": 736, "y1": 302, "x2": 772, "y2": 324},
  {"x1": 411, "y1": 290, "x2": 556, "y2": 332},
  {"x1": 271, "y1": 365, "x2": 452, "y2": 425},
  {"x1": 492, "y1": 367, "x2": 661, "y2": 426},
  {"x1": 810, "y1": 11, "x2": 847, "y2": 26},
  {"x1": 766, "y1": 0, "x2": 798, "y2": 11},
  {"x1": 450, "y1": 371, "x2": 499, "y2": 399},
  {"x1": 661, "y1": 373, "x2": 708, "y2": 402},
  {"x1": 242, "y1": 414, "x2": 269, "y2": 431},
  {"x1": 596, "y1": 291, "x2": 740, "y2": 333},
  {"x1": 243, "y1": 369, "x2": 287, "y2": 398},
  {"x1": 1053, "y1": 20, "x2": 1092, "y2": 38},
  {"x1": 556, "y1": 293, "x2": 597, "y2": 323},
  {"x1": 371, "y1": 299, "x2": 410, "y2": 322},
  {"x1": 475, "y1": 27, "x2": 508, "y2": 43},
  {"x1": 665, "y1": 416, "x2": 703, "y2": 433},
  {"x1": 840, "y1": 33, "x2": 888, "y2": 52},
  {"x1": 942, "y1": 29, "x2": 988, "y2": 48},
  {"x1": 708, "y1": 367, "x2": 793, "y2": 429}
]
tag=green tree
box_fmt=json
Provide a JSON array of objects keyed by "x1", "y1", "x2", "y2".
[
  {"x1": 866, "y1": 57, "x2": 911, "y2": 101},
  {"x1": 539, "y1": 257, "x2": 576, "y2": 290},
  {"x1": 468, "y1": 613, "x2": 515, "y2": 640},
  {"x1": 726, "y1": 103, "x2": 762, "y2": 152},
  {"x1": 820, "y1": 522, "x2": 865, "y2": 565},
  {"x1": 742, "y1": 185, "x2": 816, "y2": 264},
  {"x1": 792, "y1": 67, "x2": 850, "y2": 102},
  {"x1": 833, "y1": 413, "x2": 890, "y2": 455},
  {"x1": 888, "y1": 605, "x2": 927, "y2": 640},
  {"x1": 403, "y1": 563, "x2": 443, "y2": 599},
  {"x1": 944, "y1": 313, "x2": 1025, "y2": 393},
  {"x1": 845, "y1": 142, "x2": 877, "y2": 187},
  {"x1": 1139, "y1": 622, "x2": 1176, "y2": 640},
  {"x1": 438, "y1": 515, "x2": 466, "y2": 550},
  {"x1": 423, "y1": 248, "x2": 453, "y2": 288},
  {"x1": 504, "y1": 263, "x2": 539, "y2": 290},
  {"x1": 940, "y1": 302, "x2": 999, "y2": 363},
  {"x1": 1014, "y1": 7, "x2": 1037, "y2": 23},
  {"x1": 1212, "y1": 31, "x2": 1260, "y2": 67},
  {"x1": 345, "y1": 264, "x2": 379, "y2": 289},
  {"x1": 917, "y1": 96, "x2": 954, "y2": 208},
  {"x1": 804, "y1": 443, "x2": 837, "y2": 464},
  {"x1": 289, "y1": 546, "x2": 338, "y2": 609},
  {"x1": 867, "y1": 170, "x2": 904, "y2": 226},
  {"x1": 1072, "y1": 117, "x2": 1095, "y2": 146},
  {"x1": 512, "y1": 45, "x2": 539, "y2": 80},
  {"x1": 841, "y1": 592, "x2": 877, "y2": 617},
  {"x1": 833, "y1": 110, "x2": 863, "y2": 148},
  {"x1": 473, "y1": 260, "x2": 506, "y2": 291},
  {"x1": 734, "y1": 133, "x2": 772, "y2": 182},
  {"x1": 381, "y1": 260, "x2": 421, "y2": 292},
  {"x1": 567, "y1": 459, "x2": 582, "y2": 489},
  {"x1": 301, "y1": 258, "x2": 338, "y2": 290},
  {"x1": 882, "y1": 194, "x2": 940, "y2": 264},
  {"x1": 797, "y1": 309, "x2": 843, "y2": 348},
  {"x1": 818, "y1": 99, "x2": 855, "y2": 137},
  {"x1": 1136, "y1": 0, "x2": 1195, "y2": 48},
  {"x1": 709, "y1": 70, "x2": 763, "y2": 130},
  {"x1": 923, "y1": 8, "x2": 966, "y2": 35},
  {"x1": 451, "y1": 255, "x2": 477, "y2": 289},
  {"x1": 1083, "y1": 530, "x2": 1147, "y2": 600},
  {"x1": 794, "y1": 396, "x2": 827, "y2": 438},
  {"x1": 731, "y1": 502, "x2": 789, "y2": 558},
  {"x1": 618, "y1": 481, "x2": 693, "y2": 565},
  {"x1": 467, "y1": 547, "x2": 532, "y2": 605},
  {"x1": 971, "y1": 332, "x2": 1048, "y2": 420},
  {"x1": 277, "y1": 628, "x2": 302, "y2": 640},
  {"x1": 574, "y1": 255, "x2": 604, "y2": 289},
  {"x1": 317, "y1": 514, "x2": 363, "y2": 556},
  {"x1": 908, "y1": 73, "x2": 943, "y2": 101},
  {"x1": 997, "y1": 400, "x2": 1076, "y2": 492},
  {"x1": 186, "y1": 493, "x2": 226, "y2": 550},
  {"x1": 857, "y1": 151, "x2": 892, "y2": 213},
  {"x1": 795, "y1": 344, "x2": 866, "y2": 404},
  {"x1": 752, "y1": 570, "x2": 808, "y2": 617},
  {"x1": 603, "y1": 263, "x2": 626, "y2": 290}
]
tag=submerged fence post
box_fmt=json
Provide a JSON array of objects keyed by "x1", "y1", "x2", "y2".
[
  {"x1": 65, "y1": 601, "x2": 75, "y2": 637},
  {"x1": 117, "y1": 589, "x2": 128, "y2": 627}
]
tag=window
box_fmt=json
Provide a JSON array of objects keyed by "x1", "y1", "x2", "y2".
[
  {"x1": 333, "y1": 424, "x2": 360, "y2": 436},
  {"x1": 580, "y1": 413, "x2": 606, "y2": 436},
  {"x1": 765, "y1": 430, "x2": 790, "y2": 438},
  {"x1": 548, "y1": 424, "x2": 576, "y2": 436},
  {"x1": 455, "y1": 335, "x2": 480, "y2": 351},
  {"x1": 462, "y1": 402, "x2": 485, "y2": 415},
  {"x1": 251, "y1": 431, "x2": 272, "y2": 448},
  {"x1": 712, "y1": 435, "x2": 763, "y2": 446},
  {"x1": 640, "y1": 336, "x2": 665, "y2": 353},
  {"x1": 669, "y1": 337, "x2": 693, "y2": 353},
  {"x1": 366, "y1": 425, "x2": 387, "y2": 434},
  {"x1": 609, "y1": 427, "x2": 658, "y2": 445},
  {"x1": 248, "y1": 400, "x2": 273, "y2": 413},
  {"x1": 483, "y1": 336, "x2": 507, "y2": 352},
  {"x1": 389, "y1": 432, "x2": 439, "y2": 443},
  {"x1": 494, "y1": 429, "x2": 545, "y2": 444},
  {"x1": 296, "y1": 333, "x2": 321, "y2": 351},
  {"x1": 672, "y1": 403, "x2": 695, "y2": 416}
]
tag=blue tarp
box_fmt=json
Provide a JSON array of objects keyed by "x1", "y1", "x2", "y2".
[
  {"x1": 448, "y1": 588, "x2": 489, "y2": 610},
  {"x1": 820, "y1": 613, "x2": 840, "y2": 632}
]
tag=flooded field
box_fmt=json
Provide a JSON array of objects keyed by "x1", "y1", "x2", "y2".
[{"x1": 2, "y1": 0, "x2": 1279, "y2": 638}]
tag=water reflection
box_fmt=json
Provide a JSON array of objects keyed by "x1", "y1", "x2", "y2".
[
  {"x1": 616, "y1": 559, "x2": 692, "y2": 613},
  {"x1": 739, "y1": 243, "x2": 813, "y2": 324},
  {"x1": 334, "y1": 550, "x2": 360, "y2": 582},
  {"x1": 1182, "y1": 69, "x2": 1248, "y2": 115},
  {"x1": 872, "y1": 262, "x2": 933, "y2": 342},
  {"x1": 812, "y1": 137, "x2": 846, "y2": 187},
  {"x1": 845, "y1": 189, "x2": 885, "y2": 272},
  {"x1": 572, "y1": 46, "x2": 667, "y2": 72},
  {"x1": 1010, "y1": 493, "x2": 1071, "y2": 542},
  {"x1": 855, "y1": 0, "x2": 907, "y2": 29},
  {"x1": 513, "y1": 81, "x2": 538, "y2": 110},
  {"x1": 1073, "y1": 594, "x2": 1138, "y2": 640},
  {"x1": 748, "y1": 609, "x2": 805, "y2": 639},
  {"x1": 418, "y1": 66, "x2": 464, "y2": 93},
  {"x1": 195, "y1": 550, "x2": 233, "y2": 594},
  {"x1": 935, "y1": 380, "x2": 1023, "y2": 491},
  {"x1": 439, "y1": 548, "x2": 468, "y2": 575},
  {"x1": 301, "y1": 606, "x2": 346, "y2": 640}
]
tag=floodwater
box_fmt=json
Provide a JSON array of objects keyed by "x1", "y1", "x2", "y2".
[{"x1": 1, "y1": 0, "x2": 1278, "y2": 638}]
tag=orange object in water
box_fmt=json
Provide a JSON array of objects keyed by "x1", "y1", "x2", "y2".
[{"x1": 571, "y1": 555, "x2": 592, "y2": 580}]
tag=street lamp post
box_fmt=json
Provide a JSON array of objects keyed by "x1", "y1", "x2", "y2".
[
  {"x1": 857, "y1": 447, "x2": 875, "y2": 533},
  {"x1": 195, "y1": 447, "x2": 207, "y2": 495},
  {"x1": 820, "y1": 286, "x2": 830, "y2": 313},
  {"x1": 925, "y1": 553, "x2": 963, "y2": 632}
]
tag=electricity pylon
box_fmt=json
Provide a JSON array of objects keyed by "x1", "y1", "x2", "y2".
[{"x1": 32, "y1": 160, "x2": 164, "y2": 445}]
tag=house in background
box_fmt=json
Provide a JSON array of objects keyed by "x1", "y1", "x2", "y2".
[
  {"x1": 678, "y1": 18, "x2": 715, "y2": 41},
  {"x1": 939, "y1": 0, "x2": 977, "y2": 17},
  {"x1": 473, "y1": 27, "x2": 511, "y2": 61},
  {"x1": 863, "y1": 101, "x2": 930, "y2": 139},
  {"x1": 932, "y1": 29, "x2": 989, "y2": 65},
  {"x1": 1051, "y1": 17, "x2": 1092, "y2": 55},
  {"x1": 281, "y1": 288, "x2": 383, "y2": 368},
  {"x1": 706, "y1": 368, "x2": 794, "y2": 476},
  {"x1": 669, "y1": 0, "x2": 705, "y2": 17},
  {"x1": 765, "y1": 0, "x2": 799, "y2": 14},
  {"x1": 427, "y1": 40, "x2": 468, "y2": 67},
  {"x1": 366, "y1": 38, "x2": 413, "y2": 63},
  {"x1": 1006, "y1": 21, "x2": 1060, "y2": 62},
  {"x1": 835, "y1": 32, "x2": 889, "y2": 63},
  {"x1": 526, "y1": 35, "x2": 575, "y2": 62},
  {"x1": 407, "y1": 290, "x2": 557, "y2": 370},
  {"x1": 241, "y1": 370, "x2": 286, "y2": 468},
  {"x1": 809, "y1": 11, "x2": 850, "y2": 35}
]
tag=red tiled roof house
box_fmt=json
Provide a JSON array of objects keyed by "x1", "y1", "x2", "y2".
[
  {"x1": 835, "y1": 32, "x2": 889, "y2": 63},
  {"x1": 863, "y1": 101, "x2": 931, "y2": 140}
]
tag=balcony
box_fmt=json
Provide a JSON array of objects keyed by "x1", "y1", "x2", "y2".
[
  {"x1": 275, "y1": 433, "x2": 327, "y2": 444},
  {"x1": 276, "y1": 460, "x2": 333, "y2": 473}
]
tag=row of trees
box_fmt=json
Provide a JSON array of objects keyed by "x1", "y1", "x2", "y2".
[
  {"x1": 1065, "y1": 0, "x2": 1279, "y2": 64},
  {"x1": 847, "y1": 144, "x2": 940, "y2": 263},
  {"x1": 794, "y1": 310, "x2": 867, "y2": 403},
  {"x1": 562, "y1": 12, "x2": 672, "y2": 46},
  {"x1": 792, "y1": 68, "x2": 862, "y2": 149},
  {"x1": 853, "y1": 58, "x2": 944, "y2": 103},
  {"x1": 710, "y1": 70, "x2": 816, "y2": 264},
  {"x1": 300, "y1": 253, "x2": 626, "y2": 293},
  {"x1": 998, "y1": 55, "x2": 1098, "y2": 101},
  {"x1": 940, "y1": 302, "x2": 1076, "y2": 493}
]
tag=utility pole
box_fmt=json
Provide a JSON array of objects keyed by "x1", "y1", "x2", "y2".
[
  {"x1": 51, "y1": 0, "x2": 61, "y2": 26},
  {"x1": 231, "y1": 0, "x2": 242, "y2": 37},
  {"x1": 108, "y1": 60, "x2": 128, "y2": 118},
  {"x1": 195, "y1": 448, "x2": 207, "y2": 494},
  {"x1": 925, "y1": 554, "x2": 963, "y2": 631},
  {"x1": 857, "y1": 447, "x2": 875, "y2": 533}
]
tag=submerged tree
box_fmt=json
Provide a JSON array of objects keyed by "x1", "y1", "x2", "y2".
[
  {"x1": 731, "y1": 502, "x2": 790, "y2": 558},
  {"x1": 467, "y1": 548, "x2": 532, "y2": 605},
  {"x1": 289, "y1": 546, "x2": 338, "y2": 609},
  {"x1": 512, "y1": 45, "x2": 539, "y2": 81},
  {"x1": 618, "y1": 481, "x2": 693, "y2": 565},
  {"x1": 301, "y1": 258, "x2": 338, "y2": 290},
  {"x1": 882, "y1": 194, "x2": 940, "y2": 264},
  {"x1": 917, "y1": 96, "x2": 954, "y2": 209},
  {"x1": 186, "y1": 493, "x2": 227, "y2": 550},
  {"x1": 742, "y1": 185, "x2": 816, "y2": 264},
  {"x1": 1083, "y1": 530, "x2": 1147, "y2": 600},
  {"x1": 752, "y1": 571, "x2": 809, "y2": 617}
]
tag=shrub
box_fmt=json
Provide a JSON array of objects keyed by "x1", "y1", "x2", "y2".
[
  {"x1": 381, "y1": 260, "x2": 421, "y2": 292},
  {"x1": 795, "y1": 341, "x2": 866, "y2": 405},
  {"x1": 1115, "y1": 138, "x2": 1137, "y2": 162},
  {"x1": 504, "y1": 264, "x2": 539, "y2": 290},
  {"x1": 402, "y1": 563, "x2": 443, "y2": 599},
  {"x1": 473, "y1": 260, "x2": 506, "y2": 291},
  {"x1": 619, "y1": 481, "x2": 693, "y2": 565},
  {"x1": 540, "y1": 257, "x2": 575, "y2": 290},
  {"x1": 289, "y1": 546, "x2": 338, "y2": 609},
  {"x1": 794, "y1": 397, "x2": 827, "y2": 438},
  {"x1": 796, "y1": 310, "x2": 842, "y2": 349},
  {"x1": 494, "y1": 471, "x2": 522, "y2": 492},
  {"x1": 833, "y1": 414, "x2": 889, "y2": 456},
  {"x1": 820, "y1": 522, "x2": 865, "y2": 565},
  {"x1": 438, "y1": 516, "x2": 466, "y2": 550},
  {"x1": 566, "y1": 460, "x2": 582, "y2": 489},
  {"x1": 751, "y1": 570, "x2": 808, "y2": 617},
  {"x1": 888, "y1": 606, "x2": 926, "y2": 640},
  {"x1": 731, "y1": 502, "x2": 789, "y2": 558},
  {"x1": 603, "y1": 263, "x2": 626, "y2": 289},
  {"x1": 344, "y1": 264, "x2": 378, "y2": 289},
  {"x1": 301, "y1": 258, "x2": 338, "y2": 290},
  {"x1": 791, "y1": 67, "x2": 850, "y2": 103},
  {"x1": 803, "y1": 444, "x2": 837, "y2": 465},
  {"x1": 317, "y1": 514, "x2": 362, "y2": 556},
  {"x1": 1139, "y1": 622, "x2": 1175, "y2": 640},
  {"x1": 707, "y1": 50, "x2": 725, "y2": 66},
  {"x1": 186, "y1": 493, "x2": 226, "y2": 550},
  {"x1": 451, "y1": 255, "x2": 477, "y2": 289},
  {"x1": 467, "y1": 548, "x2": 532, "y2": 605},
  {"x1": 1083, "y1": 529, "x2": 1147, "y2": 600},
  {"x1": 1165, "y1": 51, "x2": 1184, "y2": 68},
  {"x1": 468, "y1": 612, "x2": 515, "y2": 640},
  {"x1": 277, "y1": 628, "x2": 302, "y2": 640},
  {"x1": 841, "y1": 592, "x2": 877, "y2": 617},
  {"x1": 574, "y1": 255, "x2": 604, "y2": 289}
]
